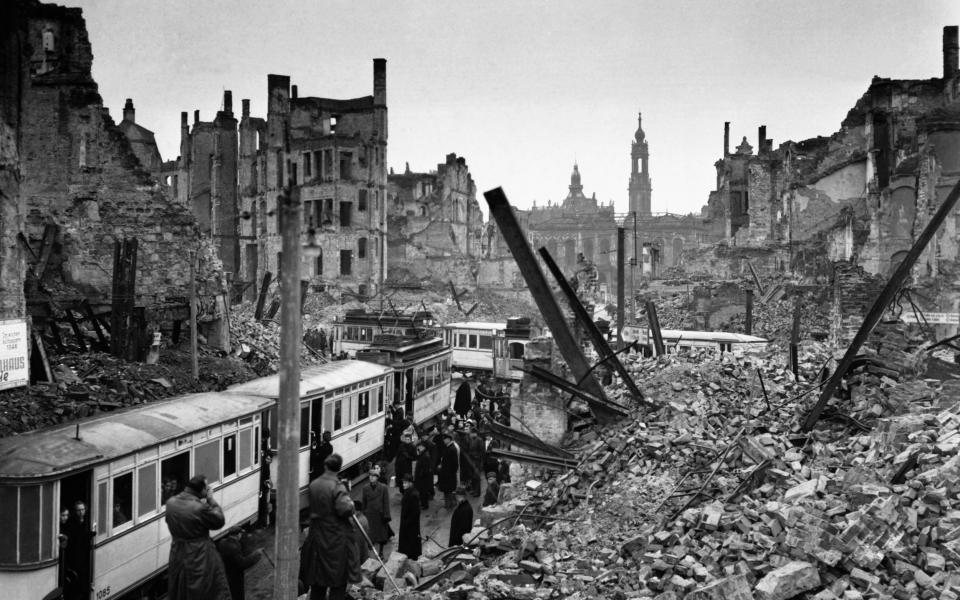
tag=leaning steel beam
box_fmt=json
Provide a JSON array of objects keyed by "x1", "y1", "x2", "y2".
[
  {"x1": 486, "y1": 420, "x2": 575, "y2": 459},
  {"x1": 483, "y1": 187, "x2": 613, "y2": 421},
  {"x1": 645, "y1": 300, "x2": 666, "y2": 357},
  {"x1": 802, "y1": 178, "x2": 960, "y2": 431},
  {"x1": 538, "y1": 247, "x2": 648, "y2": 405},
  {"x1": 487, "y1": 447, "x2": 579, "y2": 470},
  {"x1": 525, "y1": 365, "x2": 630, "y2": 417}
]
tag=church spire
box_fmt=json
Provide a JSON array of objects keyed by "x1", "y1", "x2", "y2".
[
  {"x1": 568, "y1": 162, "x2": 584, "y2": 197},
  {"x1": 634, "y1": 112, "x2": 645, "y2": 143},
  {"x1": 629, "y1": 110, "x2": 652, "y2": 215}
]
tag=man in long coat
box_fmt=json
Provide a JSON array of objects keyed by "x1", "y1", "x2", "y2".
[
  {"x1": 216, "y1": 527, "x2": 261, "y2": 600},
  {"x1": 448, "y1": 487, "x2": 474, "y2": 547},
  {"x1": 165, "y1": 476, "x2": 231, "y2": 600},
  {"x1": 437, "y1": 434, "x2": 460, "y2": 508},
  {"x1": 63, "y1": 500, "x2": 94, "y2": 600},
  {"x1": 348, "y1": 500, "x2": 370, "y2": 586},
  {"x1": 360, "y1": 466, "x2": 392, "y2": 556},
  {"x1": 394, "y1": 432, "x2": 416, "y2": 492},
  {"x1": 397, "y1": 474, "x2": 422, "y2": 560},
  {"x1": 300, "y1": 454, "x2": 357, "y2": 600},
  {"x1": 413, "y1": 440, "x2": 434, "y2": 509}
]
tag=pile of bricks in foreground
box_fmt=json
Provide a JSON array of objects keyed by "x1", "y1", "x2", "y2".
[{"x1": 351, "y1": 350, "x2": 960, "y2": 599}]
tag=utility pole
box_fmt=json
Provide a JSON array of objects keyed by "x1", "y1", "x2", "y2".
[
  {"x1": 616, "y1": 227, "x2": 625, "y2": 344},
  {"x1": 274, "y1": 174, "x2": 302, "y2": 600},
  {"x1": 189, "y1": 250, "x2": 198, "y2": 381}
]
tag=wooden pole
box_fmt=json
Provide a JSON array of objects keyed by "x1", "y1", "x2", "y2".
[
  {"x1": 189, "y1": 250, "x2": 199, "y2": 381},
  {"x1": 745, "y1": 289, "x2": 754, "y2": 335},
  {"x1": 616, "y1": 227, "x2": 625, "y2": 344},
  {"x1": 274, "y1": 177, "x2": 302, "y2": 600}
]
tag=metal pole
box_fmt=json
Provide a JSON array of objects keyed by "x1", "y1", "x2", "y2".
[
  {"x1": 482, "y1": 188, "x2": 612, "y2": 417},
  {"x1": 352, "y1": 513, "x2": 401, "y2": 593},
  {"x1": 616, "y1": 227, "x2": 625, "y2": 344},
  {"x1": 745, "y1": 289, "x2": 754, "y2": 335},
  {"x1": 273, "y1": 177, "x2": 302, "y2": 600},
  {"x1": 539, "y1": 247, "x2": 648, "y2": 405},
  {"x1": 189, "y1": 250, "x2": 198, "y2": 381},
  {"x1": 802, "y1": 178, "x2": 960, "y2": 431},
  {"x1": 632, "y1": 212, "x2": 638, "y2": 317},
  {"x1": 645, "y1": 300, "x2": 665, "y2": 357}
]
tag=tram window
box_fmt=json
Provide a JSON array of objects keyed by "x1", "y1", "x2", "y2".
[
  {"x1": 468, "y1": 334, "x2": 478, "y2": 348},
  {"x1": 0, "y1": 487, "x2": 15, "y2": 564},
  {"x1": 223, "y1": 435, "x2": 237, "y2": 478},
  {"x1": 377, "y1": 387, "x2": 384, "y2": 413},
  {"x1": 253, "y1": 426, "x2": 260, "y2": 465},
  {"x1": 161, "y1": 452, "x2": 189, "y2": 506},
  {"x1": 112, "y1": 472, "x2": 133, "y2": 528},
  {"x1": 40, "y1": 483, "x2": 53, "y2": 560},
  {"x1": 457, "y1": 334, "x2": 467, "y2": 348},
  {"x1": 415, "y1": 368, "x2": 425, "y2": 394},
  {"x1": 311, "y1": 398, "x2": 324, "y2": 440},
  {"x1": 97, "y1": 481, "x2": 108, "y2": 535},
  {"x1": 478, "y1": 335, "x2": 493, "y2": 350},
  {"x1": 324, "y1": 402, "x2": 334, "y2": 434},
  {"x1": 195, "y1": 440, "x2": 221, "y2": 484},
  {"x1": 238, "y1": 428, "x2": 253, "y2": 471},
  {"x1": 300, "y1": 405, "x2": 310, "y2": 448},
  {"x1": 19, "y1": 485, "x2": 41, "y2": 562},
  {"x1": 510, "y1": 343, "x2": 524, "y2": 359},
  {"x1": 344, "y1": 396, "x2": 355, "y2": 426},
  {"x1": 358, "y1": 391, "x2": 370, "y2": 420},
  {"x1": 334, "y1": 400, "x2": 342, "y2": 430},
  {"x1": 138, "y1": 463, "x2": 157, "y2": 517}
]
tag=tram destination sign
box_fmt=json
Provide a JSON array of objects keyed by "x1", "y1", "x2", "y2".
[{"x1": 0, "y1": 318, "x2": 29, "y2": 390}]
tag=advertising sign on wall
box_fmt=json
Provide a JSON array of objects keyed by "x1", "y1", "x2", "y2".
[{"x1": 0, "y1": 319, "x2": 29, "y2": 391}]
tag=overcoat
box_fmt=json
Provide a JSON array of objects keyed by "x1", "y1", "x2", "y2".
[
  {"x1": 397, "y1": 487, "x2": 422, "y2": 560},
  {"x1": 395, "y1": 442, "x2": 416, "y2": 486},
  {"x1": 448, "y1": 500, "x2": 474, "y2": 547},
  {"x1": 300, "y1": 472, "x2": 357, "y2": 588},
  {"x1": 348, "y1": 513, "x2": 370, "y2": 584},
  {"x1": 436, "y1": 442, "x2": 460, "y2": 493},
  {"x1": 360, "y1": 480, "x2": 392, "y2": 543},
  {"x1": 164, "y1": 491, "x2": 231, "y2": 600},
  {"x1": 414, "y1": 450, "x2": 435, "y2": 504},
  {"x1": 216, "y1": 534, "x2": 260, "y2": 600}
]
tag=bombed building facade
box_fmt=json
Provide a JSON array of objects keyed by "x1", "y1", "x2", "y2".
[
  {"x1": 236, "y1": 63, "x2": 389, "y2": 299},
  {"x1": 1, "y1": 0, "x2": 225, "y2": 329},
  {"x1": 386, "y1": 153, "x2": 483, "y2": 286},
  {"x1": 702, "y1": 27, "x2": 960, "y2": 314}
]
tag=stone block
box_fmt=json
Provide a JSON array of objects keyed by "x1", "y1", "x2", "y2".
[
  {"x1": 686, "y1": 574, "x2": 755, "y2": 600},
  {"x1": 754, "y1": 561, "x2": 821, "y2": 600}
]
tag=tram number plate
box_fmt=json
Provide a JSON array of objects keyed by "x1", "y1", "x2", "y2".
[{"x1": 96, "y1": 586, "x2": 111, "y2": 600}]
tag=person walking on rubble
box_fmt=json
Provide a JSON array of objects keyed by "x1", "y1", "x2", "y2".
[
  {"x1": 164, "y1": 475, "x2": 231, "y2": 600},
  {"x1": 397, "y1": 474, "x2": 422, "y2": 560},
  {"x1": 300, "y1": 454, "x2": 357, "y2": 600},
  {"x1": 448, "y1": 487, "x2": 474, "y2": 547},
  {"x1": 437, "y1": 433, "x2": 460, "y2": 509},
  {"x1": 360, "y1": 465, "x2": 392, "y2": 556}
]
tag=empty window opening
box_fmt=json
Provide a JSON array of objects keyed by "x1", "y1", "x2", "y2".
[
  {"x1": 358, "y1": 237, "x2": 367, "y2": 259},
  {"x1": 339, "y1": 152, "x2": 353, "y2": 180},
  {"x1": 340, "y1": 202, "x2": 353, "y2": 227},
  {"x1": 223, "y1": 435, "x2": 237, "y2": 478},
  {"x1": 358, "y1": 189, "x2": 368, "y2": 212},
  {"x1": 112, "y1": 472, "x2": 133, "y2": 528},
  {"x1": 303, "y1": 153, "x2": 311, "y2": 179},
  {"x1": 161, "y1": 452, "x2": 189, "y2": 506},
  {"x1": 315, "y1": 248, "x2": 323, "y2": 276},
  {"x1": 340, "y1": 250, "x2": 353, "y2": 275}
]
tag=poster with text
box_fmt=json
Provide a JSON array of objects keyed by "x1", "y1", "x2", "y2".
[{"x1": 0, "y1": 319, "x2": 29, "y2": 391}]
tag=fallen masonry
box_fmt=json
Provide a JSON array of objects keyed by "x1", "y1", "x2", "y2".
[{"x1": 339, "y1": 329, "x2": 960, "y2": 599}]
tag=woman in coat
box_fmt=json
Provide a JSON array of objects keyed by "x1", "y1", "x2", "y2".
[
  {"x1": 360, "y1": 466, "x2": 392, "y2": 555},
  {"x1": 397, "y1": 475, "x2": 422, "y2": 560},
  {"x1": 414, "y1": 440, "x2": 435, "y2": 509},
  {"x1": 448, "y1": 487, "x2": 474, "y2": 547}
]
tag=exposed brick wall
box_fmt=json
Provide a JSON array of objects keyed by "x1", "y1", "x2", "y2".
[{"x1": 511, "y1": 337, "x2": 566, "y2": 446}]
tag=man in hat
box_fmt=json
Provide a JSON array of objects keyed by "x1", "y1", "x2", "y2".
[
  {"x1": 165, "y1": 475, "x2": 231, "y2": 600},
  {"x1": 310, "y1": 431, "x2": 334, "y2": 480},
  {"x1": 397, "y1": 473, "x2": 422, "y2": 560},
  {"x1": 482, "y1": 472, "x2": 501, "y2": 507},
  {"x1": 216, "y1": 527, "x2": 262, "y2": 600},
  {"x1": 436, "y1": 433, "x2": 460, "y2": 509},
  {"x1": 394, "y1": 431, "x2": 416, "y2": 492},
  {"x1": 300, "y1": 454, "x2": 357, "y2": 600},
  {"x1": 414, "y1": 439, "x2": 434, "y2": 510},
  {"x1": 448, "y1": 487, "x2": 474, "y2": 547},
  {"x1": 360, "y1": 465, "x2": 392, "y2": 556}
]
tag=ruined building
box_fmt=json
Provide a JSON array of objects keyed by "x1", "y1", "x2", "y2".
[
  {"x1": 1, "y1": 0, "x2": 225, "y2": 326},
  {"x1": 117, "y1": 98, "x2": 163, "y2": 179},
  {"x1": 235, "y1": 62, "x2": 388, "y2": 299},
  {"x1": 386, "y1": 154, "x2": 483, "y2": 286},
  {"x1": 174, "y1": 94, "x2": 241, "y2": 278},
  {"x1": 703, "y1": 26, "x2": 960, "y2": 305}
]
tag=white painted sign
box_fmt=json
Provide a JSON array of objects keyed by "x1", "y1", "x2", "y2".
[
  {"x1": 0, "y1": 319, "x2": 29, "y2": 391},
  {"x1": 899, "y1": 312, "x2": 960, "y2": 325}
]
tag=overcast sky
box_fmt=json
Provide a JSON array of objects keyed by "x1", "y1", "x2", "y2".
[{"x1": 72, "y1": 0, "x2": 955, "y2": 216}]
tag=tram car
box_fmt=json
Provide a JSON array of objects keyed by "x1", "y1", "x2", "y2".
[
  {"x1": 357, "y1": 334, "x2": 452, "y2": 426},
  {"x1": 228, "y1": 360, "x2": 393, "y2": 499},
  {"x1": 444, "y1": 318, "x2": 538, "y2": 380},
  {"x1": 623, "y1": 326, "x2": 769, "y2": 356},
  {"x1": 0, "y1": 361, "x2": 393, "y2": 600},
  {"x1": 331, "y1": 309, "x2": 439, "y2": 358}
]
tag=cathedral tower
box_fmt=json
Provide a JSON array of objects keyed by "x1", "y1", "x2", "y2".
[{"x1": 628, "y1": 112, "x2": 652, "y2": 215}]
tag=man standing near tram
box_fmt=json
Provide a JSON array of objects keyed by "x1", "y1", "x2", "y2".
[{"x1": 164, "y1": 475, "x2": 231, "y2": 600}]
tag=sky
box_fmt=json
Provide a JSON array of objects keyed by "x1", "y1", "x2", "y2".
[{"x1": 72, "y1": 0, "x2": 956, "y2": 217}]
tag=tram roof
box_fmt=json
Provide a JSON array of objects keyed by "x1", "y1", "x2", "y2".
[
  {"x1": 0, "y1": 391, "x2": 274, "y2": 479},
  {"x1": 659, "y1": 329, "x2": 769, "y2": 343},
  {"x1": 443, "y1": 322, "x2": 506, "y2": 331},
  {"x1": 228, "y1": 360, "x2": 393, "y2": 399}
]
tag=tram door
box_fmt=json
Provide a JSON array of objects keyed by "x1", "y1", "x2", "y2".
[{"x1": 59, "y1": 469, "x2": 93, "y2": 600}]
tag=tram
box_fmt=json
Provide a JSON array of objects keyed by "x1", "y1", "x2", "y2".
[
  {"x1": 443, "y1": 318, "x2": 537, "y2": 380},
  {"x1": 0, "y1": 360, "x2": 393, "y2": 600},
  {"x1": 623, "y1": 326, "x2": 769, "y2": 356},
  {"x1": 331, "y1": 309, "x2": 438, "y2": 358}
]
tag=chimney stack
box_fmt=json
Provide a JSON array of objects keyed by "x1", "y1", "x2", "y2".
[
  {"x1": 724, "y1": 122, "x2": 730, "y2": 157},
  {"x1": 291, "y1": 85, "x2": 298, "y2": 99},
  {"x1": 242, "y1": 99, "x2": 250, "y2": 119},
  {"x1": 123, "y1": 98, "x2": 135, "y2": 122},
  {"x1": 373, "y1": 58, "x2": 387, "y2": 107},
  {"x1": 223, "y1": 90, "x2": 233, "y2": 115},
  {"x1": 194, "y1": 110, "x2": 199, "y2": 125},
  {"x1": 180, "y1": 111, "x2": 188, "y2": 128},
  {"x1": 945, "y1": 26, "x2": 959, "y2": 80},
  {"x1": 758, "y1": 125, "x2": 767, "y2": 153}
]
